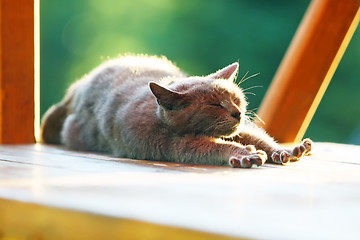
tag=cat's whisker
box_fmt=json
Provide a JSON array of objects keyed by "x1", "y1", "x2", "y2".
[
  {"x1": 252, "y1": 112, "x2": 265, "y2": 125},
  {"x1": 246, "y1": 111, "x2": 256, "y2": 119},
  {"x1": 245, "y1": 109, "x2": 265, "y2": 125},
  {"x1": 207, "y1": 119, "x2": 234, "y2": 135},
  {"x1": 238, "y1": 71, "x2": 249, "y2": 85},
  {"x1": 216, "y1": 121, "x2": 228, "y2": 126},
  {"x1": 241, "y1": 72, "x2": 260, "y2": 85},
  {"x1": 244, "y1": 115, "x2": 254, "y2": 123},
  {"x1": 242, "y1": 85, "x2": 262, "y2": 92},
  {"x1": 238, "y1": 72, "x2": 260, "y2": 86},
  {"x1": 204, "y1": 120, "x2": 226, "y2": 133},
  {"x1": 244, "y1": 114, "x2": 253, "y2": 119},
  {"x1": 244, "y1": 92, "x2": 256, "y2": 96}
]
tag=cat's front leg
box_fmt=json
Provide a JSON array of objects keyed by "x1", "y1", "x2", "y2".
[
  {"x1": 166, "y1": 137, "x2": 267, "y2": 168},
  {"x1": 229, "y1": 123, "x2": 312, "y2": 165}
]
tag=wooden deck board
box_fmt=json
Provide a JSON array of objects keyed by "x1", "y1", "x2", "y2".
[{"x1": 1, "y1": 143, "x2": 360, "y2": 239}]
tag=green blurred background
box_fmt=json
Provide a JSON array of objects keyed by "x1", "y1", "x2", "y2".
[{"x1": 40, "y1": 0, "x2": 360, "y2": 144}]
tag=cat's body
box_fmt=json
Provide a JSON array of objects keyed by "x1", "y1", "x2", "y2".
[{"x1": 41, "y1": 55, "x2": 311, "y2": 168}]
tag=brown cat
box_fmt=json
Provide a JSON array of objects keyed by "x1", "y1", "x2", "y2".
[{"x1": 41, "y1": 55, "x2": 312, "y2": 168}]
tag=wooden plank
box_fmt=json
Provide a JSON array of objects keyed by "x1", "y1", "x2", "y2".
[
  {"x1": 0, "y1": 198, "x2": 240, "y2": 240},
  {"x1": 0, "y1": 0, "x2": 35, "y2": 143},
  {"x1": 1, "y1": 143, "x2": 360, "y2": 239},
  {"x1": 257, "y1": 0, "x2": 360, "y2": 143}
]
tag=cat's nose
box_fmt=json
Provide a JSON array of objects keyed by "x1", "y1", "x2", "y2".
[{"x1": 231, "y1": 111, "x2": 241, "y2": 121}]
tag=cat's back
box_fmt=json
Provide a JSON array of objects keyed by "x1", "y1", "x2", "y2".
[
  {"x1": 88, "y1": 55, "x2": 184, "y2": 86},
  {"x1": 68, "y1": 55, "x2": 184, "y2": 112},
  {"x1": 71, "y1": 55, "x2": 184, "y2": 103},
  {"x1": 109, "y1": 55, "x2": 183, "y2": 75}
]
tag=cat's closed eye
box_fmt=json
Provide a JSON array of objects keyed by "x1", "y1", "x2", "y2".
[{"x1": 211, "y1": 103, "x2": 223, "y2": 107}]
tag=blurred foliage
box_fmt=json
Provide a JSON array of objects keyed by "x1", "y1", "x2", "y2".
[{"x1": 40, "y1": 0, "x2": 360, "y2": 144}]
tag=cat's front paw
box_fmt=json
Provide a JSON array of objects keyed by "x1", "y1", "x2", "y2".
[
  {"x1": 271, "y1": 138, "x2": 313, "y2": 164},
  {"x1": 229, "y1": 150, "x2": 267, "y2": 168},
  {"x1": 271, "y1": 150, "x2": 291, "y2": 165},
  {"x1": 291, "y1": 138, "x2": 312, "y2": 159}
]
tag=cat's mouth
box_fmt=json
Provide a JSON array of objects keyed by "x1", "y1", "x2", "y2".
[{"x1": 226, "y1": 117, "x2": 245, "y2": 137}]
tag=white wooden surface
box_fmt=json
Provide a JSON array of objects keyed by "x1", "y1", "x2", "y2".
[{"x1": 1, "y1": 143, "x2": 360, "y2": 239}]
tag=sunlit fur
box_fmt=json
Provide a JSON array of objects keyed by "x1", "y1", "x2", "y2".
[{"x1": 40, "y1": 55, "x2": 311, "y2": 167}]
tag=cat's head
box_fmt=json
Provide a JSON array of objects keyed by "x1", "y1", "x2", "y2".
[{"x1": 149, "y1": 62, "x2": 247, "y2": 138}]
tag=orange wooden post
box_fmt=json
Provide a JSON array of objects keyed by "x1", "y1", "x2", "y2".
[
  {"x1": 257, "y1": 0, "x2": 360, "y2": 143},
  {"x1": 0, "y1": 0, "x2": 35, "y2": 143}
]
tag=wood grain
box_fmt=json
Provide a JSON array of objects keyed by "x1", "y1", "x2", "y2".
[
  {"x1": 257, "y1": 0, "x2": 360, "y2": 143},
  {"x1": 0, "y1": 0, "x2": 35, "y2": 143},
  {"x1": 1, "y1": 143, "x2": 360, "y2": 239}
]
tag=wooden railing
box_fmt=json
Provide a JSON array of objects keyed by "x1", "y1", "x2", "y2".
[
  {"x1": 0, "y1": 0, "x2": 36, "y2": 143},
  {"x1": 257, "y1": 0, "x2": 360, "y2": 143}
]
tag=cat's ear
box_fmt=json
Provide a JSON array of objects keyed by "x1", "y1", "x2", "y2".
[
  {"x1": 149, "y1": 82, "x2": 185, "y2": 111},
  {"x1": 208, "y1": 62, "x2": 239, "y2": 81}
]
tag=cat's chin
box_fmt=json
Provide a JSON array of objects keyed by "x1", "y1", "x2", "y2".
[
  {"x1": 223, "y1": 125, "x2": 242, "y2": 138},
  {"x1": 213, "y1": 127, "x2": 241, "y2": 139}
]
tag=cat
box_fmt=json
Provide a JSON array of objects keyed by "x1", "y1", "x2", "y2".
[{"x1": 40, "y1": 54, "x2": 312, "y2": 168}]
